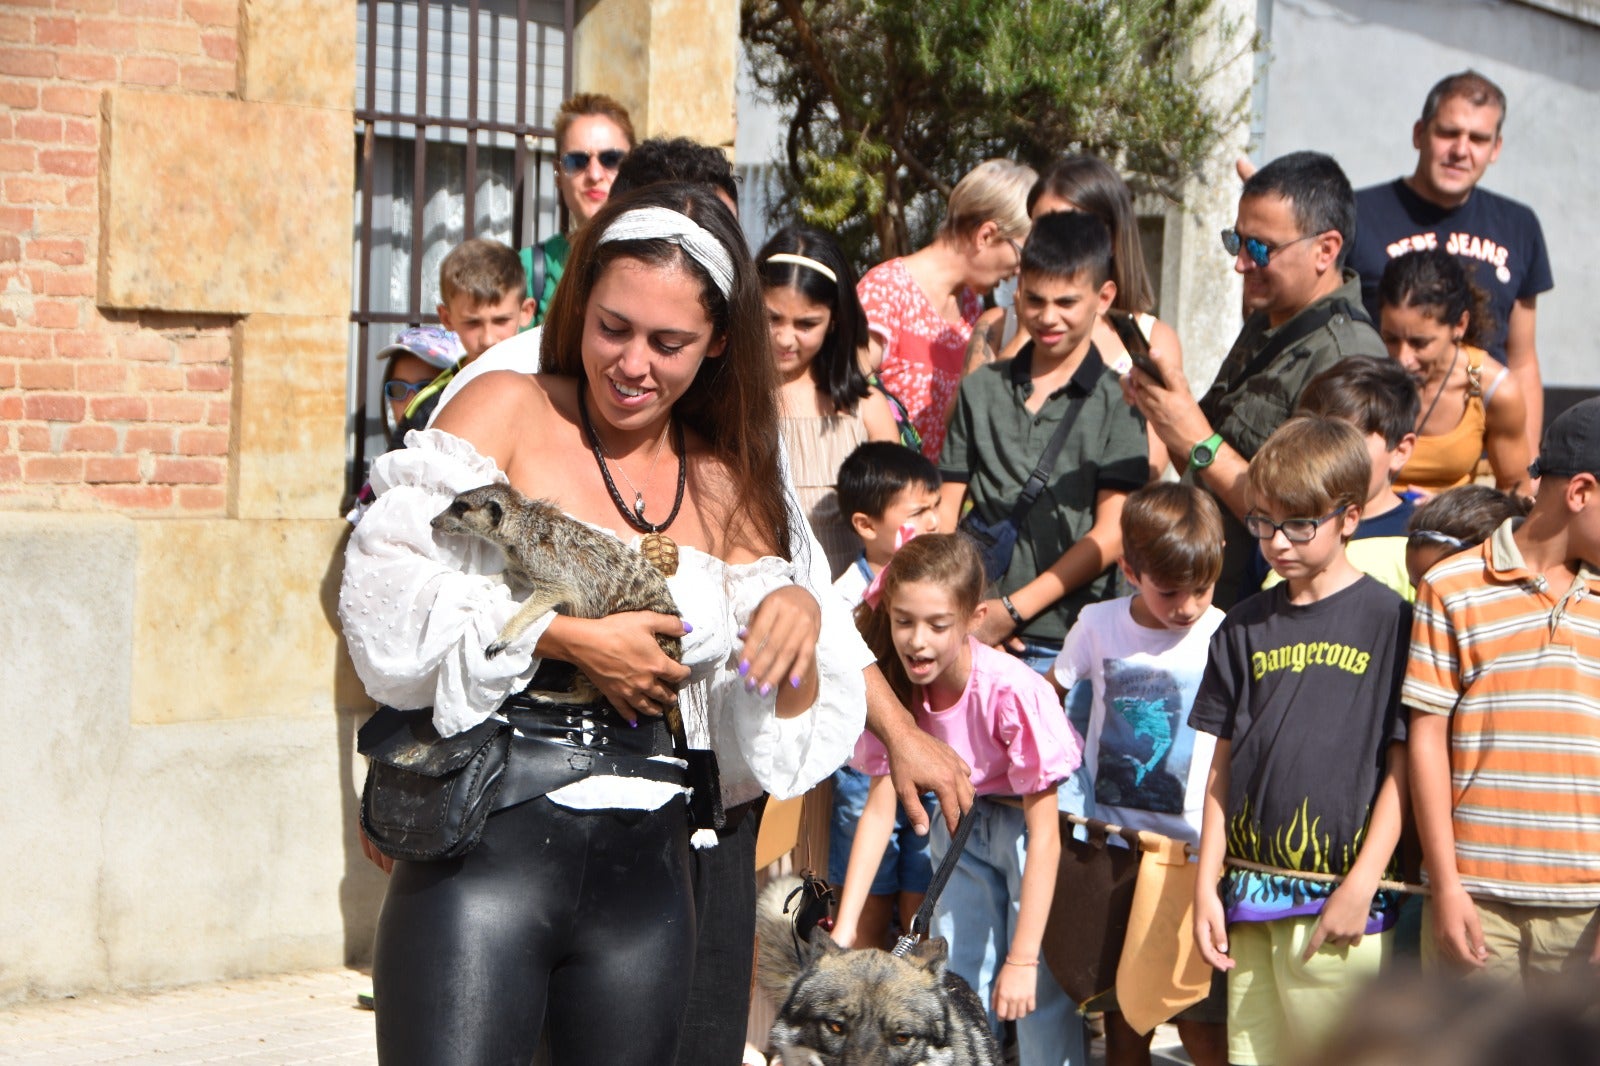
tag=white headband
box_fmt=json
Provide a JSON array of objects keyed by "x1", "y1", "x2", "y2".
[
  {"x1": 596, "y1": 206, "x2": 736, "y2": 298},
  {"x1": 764, "y1": 252, "x2": 837, "y2": 284}
]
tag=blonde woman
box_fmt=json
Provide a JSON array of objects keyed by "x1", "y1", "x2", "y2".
[{"x1": 858, "y1": 159, "x2": 1036, "y2": 458}]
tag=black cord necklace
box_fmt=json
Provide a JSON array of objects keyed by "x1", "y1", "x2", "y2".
[{"x1": 577, "y1": 379, "x2": 686, "y2": 575}]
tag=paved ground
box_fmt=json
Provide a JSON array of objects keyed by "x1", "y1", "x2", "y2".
[{"x1": 0, "y1": 967, "x2": 1192, "y2": 1064}]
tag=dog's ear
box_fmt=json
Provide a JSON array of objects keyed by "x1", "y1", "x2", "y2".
[
  {"x1": 803, "y1": 924, "x2": 847, "y2": 961},
  {"x1": 906, "y1": 936, "x2": 950, "y2": 975}
]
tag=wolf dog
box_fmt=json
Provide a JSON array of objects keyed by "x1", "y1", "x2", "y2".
[{"x1": 755, "y1": 877, "x2": 1000, "y2": 1066}]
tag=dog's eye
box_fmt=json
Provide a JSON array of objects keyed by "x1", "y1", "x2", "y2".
[
  {"x1": 825, "y1": 1021, "x2": 845, "y2": 1035},
  {"x1": 892, "y1": 1033, "x2": 913, "y2": 1046}
]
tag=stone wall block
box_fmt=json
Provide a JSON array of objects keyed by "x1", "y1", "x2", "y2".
[
  {"x1": 240, "y1": 0, "x2": 356, "y2": 109},
  {"x1": 98, "y1": 89, "x2": 351, "y2": 317},
  {"x1": 229, "y1": 314, "x2": 348, "y2": 520},
  {"x1": 575, "y1": 0, "x2": 737, "y2": 145}
]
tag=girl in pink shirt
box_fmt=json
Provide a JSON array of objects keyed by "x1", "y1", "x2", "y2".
[{"x1": 833, "y1": 534, "x2": 1084, "y2": 1066}]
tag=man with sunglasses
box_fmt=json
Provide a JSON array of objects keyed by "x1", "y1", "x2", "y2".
[{"x1": 1131, "y1": 151, "x2": 1386, "y2": 608}]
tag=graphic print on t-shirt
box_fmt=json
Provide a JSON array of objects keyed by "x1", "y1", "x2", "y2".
[{"x1": 1094, "y1": 659, "x2": 1192, "y2": 815}]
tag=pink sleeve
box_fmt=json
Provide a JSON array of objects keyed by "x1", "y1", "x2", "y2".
[
  {"x1": 856, "y1": 264, "x2": 900, "y2": 350},
  {"x1": 848, "y1": 729, "x2": 891, "y2": 776},
  {"x1": 999, "y1": 671, "x2": 1083, "y2": 796}
]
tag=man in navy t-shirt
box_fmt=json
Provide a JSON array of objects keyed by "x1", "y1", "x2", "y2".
[{"x1": 1349, "y1": 70, "x2": 1553, "y2": 450}]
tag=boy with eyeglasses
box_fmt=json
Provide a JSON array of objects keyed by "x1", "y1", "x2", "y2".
[
  {"x1": 1189, "y1": 416, "x2": 1411, "y2": 1066},
  {"x1": 1129, "y1": 151, "x2": 1387, "y2": 610}
]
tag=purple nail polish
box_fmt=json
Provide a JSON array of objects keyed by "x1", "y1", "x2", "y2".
[
  {"x1": 744, "y1": 677, "x2": 757, "y2": 692},
  {"x1": 737, "y1": 626, "x2": 749, "y2": 640},
  {"x1": 759, "y1": 682, "x2": 772, "y2": 697},
  {"x1": 790, "y1": 674, "x2": 802, "y2": 689},
  {"x1": 682, "y1": 621, "x2": 694, "y2": 634},
  {"x1": 738, "y1": 659, "x2": 750, "y2": 677},
  {"x1": 629, "y1": 718, "x2": 639, "y2": 729}
]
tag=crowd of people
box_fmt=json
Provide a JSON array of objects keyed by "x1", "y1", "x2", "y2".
[{"x1": 341, "y1": 68, "x2": 1597, "y2": 1066}]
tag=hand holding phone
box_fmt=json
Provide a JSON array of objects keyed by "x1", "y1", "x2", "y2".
[{"x1": 1109, "y1": 312, "x2": 1167, "y2": 389}]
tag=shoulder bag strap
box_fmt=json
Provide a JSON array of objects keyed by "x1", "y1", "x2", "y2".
[
  {"x1": 1006, "y1": 354, "x2": 1107, "y2": 526},
  {"x1": 1223, "y1": 298, "x2": 1367, "y2": 398}
]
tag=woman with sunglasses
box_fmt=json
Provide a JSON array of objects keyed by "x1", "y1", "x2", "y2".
[
  {"x1": 858, "y1": 158, "x2": 1035, "y2": 459},
  {"x1": 522, "y1": 93, "x2": 635, "y2": 326}
]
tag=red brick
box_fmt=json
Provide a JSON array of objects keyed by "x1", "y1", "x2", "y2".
[
  {"x1": 23, "y1": 455, "x2": 83, "y2": 482},
  {"x1": 90, "y1": 395, "x2": 147, "y2": 420},
  {"x1": 119, "y1": 0, "x2": 179, "y2": 16},
  {"x1": 136, "y1": 365, "x2": 184, "y2": 391},
  {"x1": 148, "y1": 395, "x2": 204, "y2": 421},
  {"x1": 184, "y1": 364, "x2": 229, "y2": 391},
  {"x1": 54, "y1": 0, "x2": 116, "y2": 13},
  {"x1": 0, "y1": 143, "x2": 37, "y2": 174},
  {"x1": 75, "y1": 362, "x2": 126, "y2": 390},
  {"x1": 199, "y1": 32, "x2": 235, "y2": 61},
  {"x1": 177, "y1": 485, "x2": 225, "y2": 511},
  {"x1": 0, "y1": 79, "x2": 37, "y2": 108},
  {"x1": 55, "y1": 331, "x2": 112, "y2": 360},
  {"x1": 24, "y1": 393, "x2": 85, "y2": 421},
  {"x1": 33, "y1": 208, "x2": 93, "y2": 236},
  {"x1": 6, "y1": 177, "x2": 66, "y2": 205},
  {"x1": 124, "y1": 426, "x2": 173, "y2": 452},
  {"x1": 0, "y1": 204, "x2": 34, "y2": 231},
  {"x1": 0, "y1": 14, "x2": 28, "y2": 41},
  {"x1": 65, "y1": 181, "x2": 93, "y2": 207},
  {"x1": 40, "y1": 85, "x2": 96, "y2": 115},
  {"x1": 36, "y1": 17, "x2": 78, "y2": 46},
  {"x1": 62, "y1": 117, "x2": 95, "y2": 146},
  {"x1": 39, "y1": 148, "x2": 95, "y2": 176},
  {"x1": 178, "y1": 62, "x2": 232, "y2": 94},
  {"x1": 0, "y1": 454, "x2": 19, "y2": 481},
  {"x1": 122, "y1": 56, "x2": 178, "y2": 86},
  {"x1": 182, "y1": 0, "x2": 234, "y2": 26},
  {"x1": 26, "y1": 237, "x2": 85, "y2": 265},
  {"x1": 90, "y1": 483, "x2": 173, "y2": 509},
  {"x1": 56, "y1": 52, "x2": 116, "y2": 81},
  {"x1": 14, "y1": 114, "x2": 62, "y2": 143},
  {"x1": 0, "y1": 362, "x2": 14, "y2": 388},
  {"x1": 18, "y1": 361, "x2": 73, "y2": 389},
  {"x1": 175, "y1": 334, "x2": 230, "y2": 363},
  {"x1": 205, "y1": 399, "x2": 228, "y2": 424},
  {"x1": 0, "y1": 395, "x2": 22, "y2": 420},
  {"x1": 16, "y1": 424, "x2": 52, "y2": 450},
  {"x1": 178, "y1": 426, "x2": 227, "y2": 455},
  {"x1": 30, "y1": 299, "x2": 80, "y2": 329},
  {"x1": 139, "y1": 23, "x2": 201, "y2": 54},
  {"x1": 85, "y1": 456, "x2": 139, "y2": 482},
  {"x1": 0, "y1": 234, "x2": 19, "y2": 261},
  {"x1": 77, "y1": 17, "x2": 138, "y2": 50},
  {"x1": 0, "y1": 331, "x2": 50, "y2": 359},
  {"x1": 63, "y1": 423, "x2": 117, "y2": 451},
  {"x1": 117, "y1": 333, "x2": 171, "y2": 362},
  {"x1": 151, "y1": 456, "x2": 223, "y2": 484},
  {"x1": 34, "y1": 269, "x2": 94, "y2": 297},
  {"x1": 0, "y1": 47, "x2": 55, "y2": 78}
]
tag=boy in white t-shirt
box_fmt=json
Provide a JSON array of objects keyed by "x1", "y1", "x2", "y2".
[{"x1": 1053, "y1": 481, "x2": 1229, "y2": 1066}]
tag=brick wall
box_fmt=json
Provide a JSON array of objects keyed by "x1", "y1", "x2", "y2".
[{"x1": 0, "y1": 1, "x2": 240, "y2": 514}]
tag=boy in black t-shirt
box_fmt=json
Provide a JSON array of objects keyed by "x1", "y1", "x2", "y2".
[{"x1": 1189, "y1": 417, "x2": 1410, "y2": 1066}]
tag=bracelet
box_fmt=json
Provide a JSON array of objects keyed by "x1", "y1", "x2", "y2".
[
  {"x1": 999, "y1": 594, "x2": 1026, "y2": 628},
  {"x1": 1003, "y1": 955, "x2": 1039, "y2": 967}
]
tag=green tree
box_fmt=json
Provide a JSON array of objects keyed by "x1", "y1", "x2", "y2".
[{"x1": 743, "y1": 0, "x2": 1254, "y2": 265}]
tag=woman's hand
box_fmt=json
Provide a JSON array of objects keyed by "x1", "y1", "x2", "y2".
[
  {"x1": 992, "y1": 960, "x2": 1038, "y2": 1021},
  {"x1": 539, "y1": 612, "x2": 690, "y2": 724},
  {"x1": 739, "y1": 585, "x2": 820, "y2": 714}
]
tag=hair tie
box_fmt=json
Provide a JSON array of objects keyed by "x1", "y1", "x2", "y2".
[
  {"x1": 763, "y1": 252, "x2": 837, "y2": 284},
  {"x1": 861, "y1": 523, "x2": 924, "y2": 609},
  {"x1": 597, "y1": 206, "x2": 736, "y2": 298}
]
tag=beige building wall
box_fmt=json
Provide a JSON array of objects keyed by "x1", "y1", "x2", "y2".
[{"x1": 0, "y1": 0, "x2": 740, "y2": 1004}]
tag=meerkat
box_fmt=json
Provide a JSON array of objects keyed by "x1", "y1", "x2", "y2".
[{"x1": 431, "y1": 483, "x2": 684, "y2": 725}]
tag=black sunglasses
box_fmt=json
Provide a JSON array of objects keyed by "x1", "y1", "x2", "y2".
[{"x1": 559, "y1": 149, "x2": 626, "y2": 175}]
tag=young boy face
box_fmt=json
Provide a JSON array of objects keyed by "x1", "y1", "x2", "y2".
[
  {"x1": 851, "y1": 482, "x2": 941, "y2": 566},
  {"x1": 1120, "y1": 562, "x2": 1216, "y2": 631},
  {"x1": 438, "y1": 287, "x2": 534, "y2": 362},
  {"x1": 1359, "y1": 429, "x2": 1416, "y2": 506},
  {"x1": 1017, "y1": 268, "x2": 1115, "y2": 362},
  {"x1": 1248, "y1": 497, "x2": 1361, "y2": 584}
]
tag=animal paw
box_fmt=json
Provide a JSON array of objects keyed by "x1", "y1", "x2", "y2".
[{"x1": 484, "y1": 641, "x2": 507, "y2": 659}]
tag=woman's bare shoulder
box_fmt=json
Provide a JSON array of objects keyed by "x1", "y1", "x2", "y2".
[{"x1": 434, "y1": 371, "x2": 572, "y2": 466}]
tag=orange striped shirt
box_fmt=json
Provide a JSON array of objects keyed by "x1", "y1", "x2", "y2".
[{"x1": 1404, "y1": 519, "x2": 1600, "y2": 904}]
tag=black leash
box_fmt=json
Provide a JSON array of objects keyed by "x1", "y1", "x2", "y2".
[{"x1": 891, "y1": 805, "x2": 977, "y2": 957}]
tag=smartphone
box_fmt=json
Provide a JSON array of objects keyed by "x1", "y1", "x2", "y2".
[{"x1": 1109, "y1": 312, "x2": 1165, "y2": 389}]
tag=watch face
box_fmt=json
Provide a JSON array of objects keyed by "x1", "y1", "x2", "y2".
[{"x1": 1193, "y1": 442, "x2": 1216, "y2": 466}]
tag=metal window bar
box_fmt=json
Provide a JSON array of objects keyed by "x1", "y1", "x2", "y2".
[{"x1": 347, "y1": 0, "x2": 573, "y2": 506}]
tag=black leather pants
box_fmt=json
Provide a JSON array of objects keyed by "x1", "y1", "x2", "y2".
[{"x1": 372, "y1": 793, "x2": 695, "y2": 1065}]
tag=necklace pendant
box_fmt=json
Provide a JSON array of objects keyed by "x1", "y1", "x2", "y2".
[
  {"x1": 640, "y1": 532, "x2": 680, "y2": 577},
  {"x1": 633, "y1": 492, "x2": 646, "y2": 518}
]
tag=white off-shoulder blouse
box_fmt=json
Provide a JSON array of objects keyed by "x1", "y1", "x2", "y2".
[{"x1": 339, "y1": 429, "x2": 870, "y2": 818}]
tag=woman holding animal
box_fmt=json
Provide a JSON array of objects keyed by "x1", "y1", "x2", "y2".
[
  {"x1": 339, "y1": 182, "x2": 867, "y2": 1065},
  {"x1": 830, "y1": 533, "x2": 1085, "y2": 1066}
]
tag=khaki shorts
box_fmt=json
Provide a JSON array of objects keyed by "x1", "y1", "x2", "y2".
[
  {"x1": 1226, "y1": 915, "x2": 1391, "y2": 1066},
  {"x1": 1422, "y1": 897, "x2": 1600, "y2": 982}
]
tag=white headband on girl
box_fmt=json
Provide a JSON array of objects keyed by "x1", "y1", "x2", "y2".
[
  {"x1": 764, "y1": 252, "x2": 837, "y2": 284},
  {"x1": 597, "y1": 206, "x2": 736, "y2": 298}
]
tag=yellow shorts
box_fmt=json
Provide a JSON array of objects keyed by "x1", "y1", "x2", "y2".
[
  {"x1": 1422, "y1": 897, "x2": 1600, "y2": 982},
  {"x1": 1226, "y1": 915, "x2": 1391, "y2": 1065}
]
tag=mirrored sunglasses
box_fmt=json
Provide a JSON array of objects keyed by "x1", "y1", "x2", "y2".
[
  {"x1": 559, "y1": 149, "x2": 626, "y2": 175},
  {"x1": 1220, "y1": 228, "x2": 1316, "y2": 269}
]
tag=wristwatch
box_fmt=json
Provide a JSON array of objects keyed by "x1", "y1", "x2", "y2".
[{"x1": 1189, "y1": 432, "x2": 1225, "y2": 470}]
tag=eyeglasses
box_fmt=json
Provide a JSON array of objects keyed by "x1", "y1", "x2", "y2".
[
  {"x1": 383, "y1": 379, "x2": 428, "y2": 402},
  {"x1": 1006, "y1": 237, "x2": 1024, "y2": 264},
  {"x1": 1243, "y1": 506, "x2": 1347, "y2": 543},
  {"x1": 1407, "y1": 529, "x2": 1468, "y2": 551},
  {"x1": 559, "y1": 149, "x2": 626, "y2": 175},
  {"x1": 1220, "y1": 228, "x2": 1318, "y2": 268}
]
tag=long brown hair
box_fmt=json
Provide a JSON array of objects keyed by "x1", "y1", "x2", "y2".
[
  {"x1": 854, "y1": 534, "x2": 985, "y2": 705},
  {"x1": 540, "y1": 183, "x2": 792, "y2": 559},
  {"x1": 1028, "y1": 155, "x2": 1154, "y2": 313}
]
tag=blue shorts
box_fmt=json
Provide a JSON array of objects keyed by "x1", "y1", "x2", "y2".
[{"x1": 827, "y1": 765, "x2": 935, "y2": 896}]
